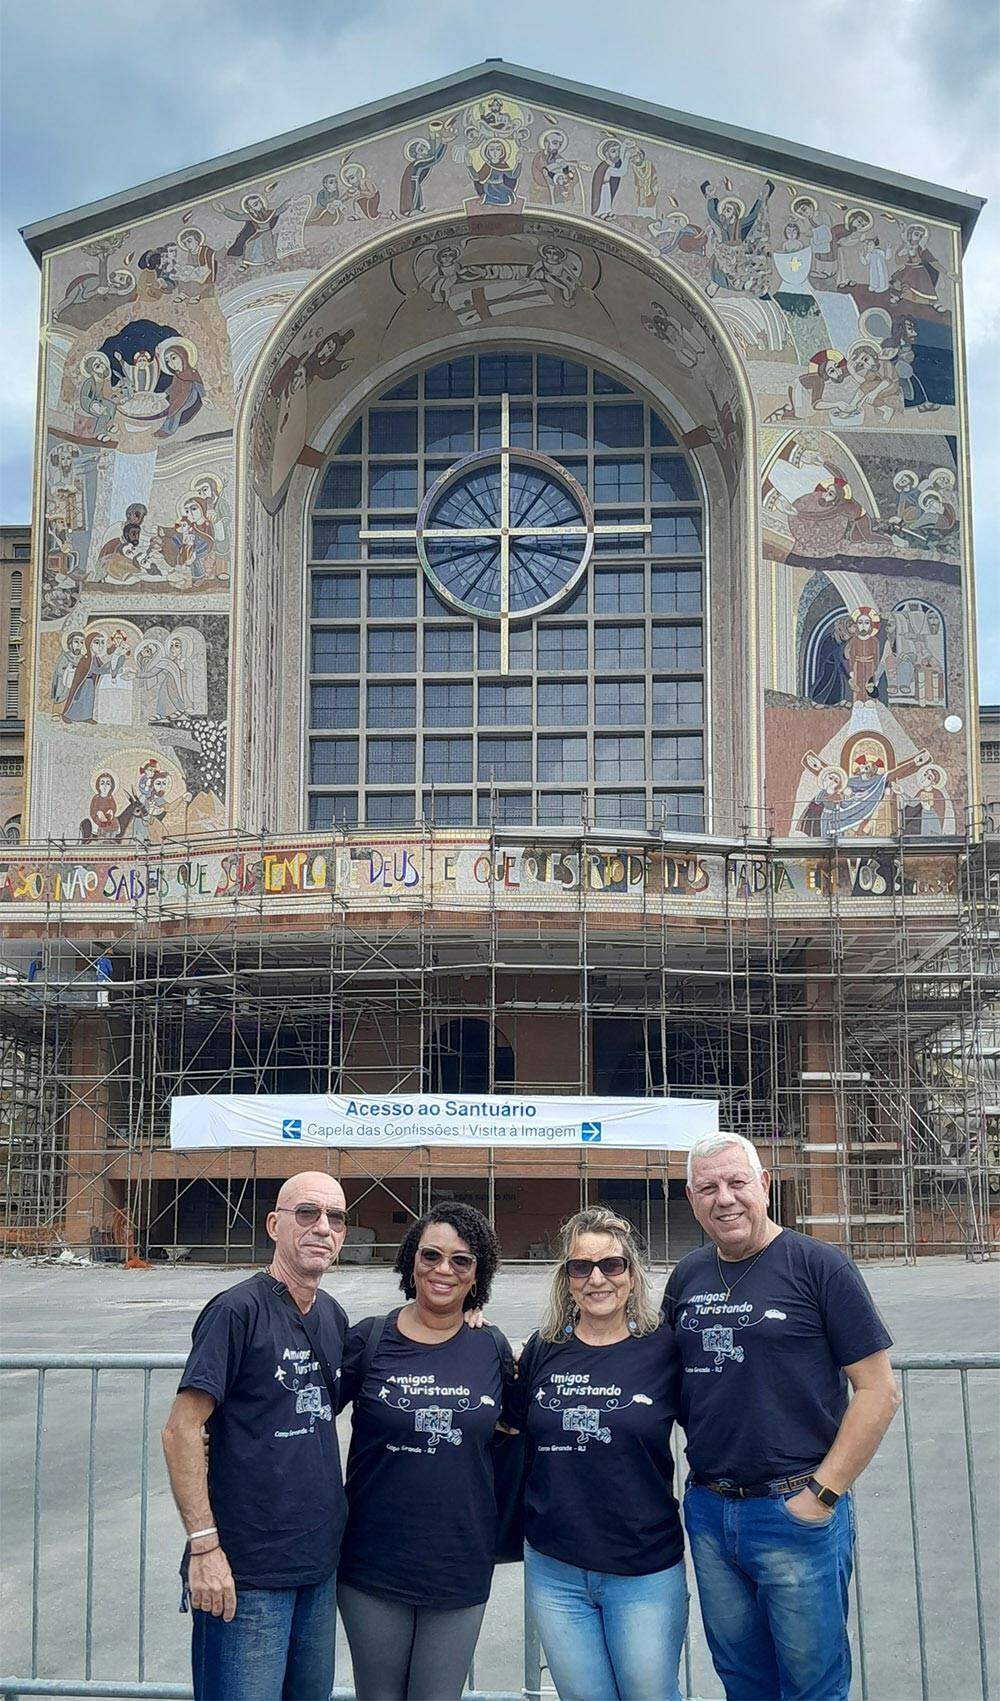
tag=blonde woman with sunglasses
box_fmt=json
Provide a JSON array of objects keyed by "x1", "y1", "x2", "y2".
[{"x1": 506, "y1": 1207, "x2": 687, "y2": 1701}]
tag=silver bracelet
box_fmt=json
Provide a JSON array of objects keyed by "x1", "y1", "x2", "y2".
[{"x1": 188, "y1": 1525, "x2": 217, "y2": 1541}]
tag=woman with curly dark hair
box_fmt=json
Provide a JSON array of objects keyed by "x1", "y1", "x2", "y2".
[{"x1": 336, "y1": 1202, "x2": 513, "y2": 1700}]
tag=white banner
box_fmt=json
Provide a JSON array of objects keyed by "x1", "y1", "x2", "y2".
[{"x1": 169, "y1": 1092, "x2": 718, "y2": 1151}]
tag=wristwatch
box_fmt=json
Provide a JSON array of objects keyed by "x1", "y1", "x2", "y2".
[{"x1": 806, "y1": 1476, "x2": 840, "y2": 1508}]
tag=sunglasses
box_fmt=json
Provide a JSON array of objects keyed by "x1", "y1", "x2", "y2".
[
  {"x1": 565, "y1": 1256, "x2": 629, "y2": 1280},
  {"x1": 275, "y1": 1205, "x2": 348, "y2": 1230},
  {"x1": 417, "y1": 1246, "x2": 477, "y2": 1275}
]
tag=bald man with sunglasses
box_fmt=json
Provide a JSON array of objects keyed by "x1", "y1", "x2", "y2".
[{"x1": 162, "y1": 1172, "x2": 350, "y2": 1701}]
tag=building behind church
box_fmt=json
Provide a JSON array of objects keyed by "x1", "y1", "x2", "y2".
[
  {"x1": 0, "y1": 525, "x2": 29, "y2": 844},
  {"x1": 1, "y1": 63, "x2": 996, "y2": 1263}
]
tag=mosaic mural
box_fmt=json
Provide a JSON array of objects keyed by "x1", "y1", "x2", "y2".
[
  {"x1": 0, "y1": 837, "x2": 962, "y2": 917},
  {"x1": 29, "y1": 82, "x2": 972, "y2": 843}
]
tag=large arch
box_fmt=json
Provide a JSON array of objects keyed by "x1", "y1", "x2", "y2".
[{"x1": 233, "y1": 211, "x2": 758, "y2": 833}]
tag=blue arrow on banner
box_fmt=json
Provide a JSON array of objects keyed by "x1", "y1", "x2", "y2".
[
  {"x1": 581, "y1": 1121, "x2": 602, "y2": 1143},
  {"x1": 281, "y1": 1119, "x2": 302, "y2": 1141}
]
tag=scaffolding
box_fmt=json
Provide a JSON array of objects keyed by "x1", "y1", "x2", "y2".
[{"x1": 1, "y1": 817, "x2": 997, "y2": 1267}]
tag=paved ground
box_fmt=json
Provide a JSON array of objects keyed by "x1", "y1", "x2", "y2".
[{"x1": 1, "y1": 1257, "x2": 998, "y2": 1700}]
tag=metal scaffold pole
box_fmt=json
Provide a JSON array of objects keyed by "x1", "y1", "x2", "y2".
[{"x1": 1, "y1": 824, "x2": 996, "y2": 1264}]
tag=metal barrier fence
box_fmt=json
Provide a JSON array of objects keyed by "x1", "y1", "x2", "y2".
[{"x1": 1, "y1": 1352, "x2": 997, "y2": 1701}]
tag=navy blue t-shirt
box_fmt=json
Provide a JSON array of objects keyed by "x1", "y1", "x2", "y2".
[
  {"x1": 663, "y1": 1229, "x2": 892, "y2": 1482},
  {"x1": 505, "y1": 1323, "x2": 684, "y2": 1577},
  {"x1": 178, "y1": 1272, "x2": 348, "y2": 1589},
  {"x1": 338, "y1": 1313, "x2": 512, "y2": 1608}
]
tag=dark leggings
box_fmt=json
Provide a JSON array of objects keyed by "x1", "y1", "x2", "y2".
[{"x1": 337, "y1": 1580, "x2": 486, "y2": 1701}]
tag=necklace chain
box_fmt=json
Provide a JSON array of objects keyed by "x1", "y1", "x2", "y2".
[{"x1": 717, "y1": 1236, "x2": 774, "y2": 1300}]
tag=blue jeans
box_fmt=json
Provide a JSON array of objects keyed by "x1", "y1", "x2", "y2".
[
  {"x1": 190, "y1": 1572, "x2": 336, "y2": 1701},
  {"x1": 524, "y1": 1541, "x2": 688, "y2": 1701},
  {"x1": 684, "y1": 1483, "x2": 854, "y2": 1701}
]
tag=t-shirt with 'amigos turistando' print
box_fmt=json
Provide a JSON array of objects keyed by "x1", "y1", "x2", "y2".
[
  {"x1": 506, "y1": 1322, "x2": 684, "y2": 1577},
  {"x1": 338, "y1": 1313, "x2": 513, "y2": 1608},
  {"x1": 663, "y1": 1228, "x2": 892, "y2": 1484},
  {"x1": 178, "y1": 1272, "x2": 348, "y2": 1589}
]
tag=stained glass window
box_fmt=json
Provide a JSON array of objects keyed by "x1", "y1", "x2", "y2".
[{"x1": 307, "y1": 349, "x2": 707, "y2": 830}]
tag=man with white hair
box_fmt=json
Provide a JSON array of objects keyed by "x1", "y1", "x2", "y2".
[
  {"x1": 162, "y1": 1171, "x2": 349, "y2": 1700},
  {"x1": 664, "y1": 1132, "x2": 899, "y2": 1701}
]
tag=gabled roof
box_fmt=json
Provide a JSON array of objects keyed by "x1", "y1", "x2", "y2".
[{"x1": 21, "y1": 59, "x2": 984, "y2": 262}]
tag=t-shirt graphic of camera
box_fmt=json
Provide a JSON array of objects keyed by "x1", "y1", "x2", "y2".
[
  {"x1": 272, "y1": 1345, "x2": 334, "y2": 1427},
  {"x1": 377, "y1": 1376, "x2": 496, "y2": 1453},
  {"x1": 676, "y1": 1296, "x2": 788, "y2": 1373},
  {"x1": 534, "y1": 1373, "x2": 653, "y2": 1450}
]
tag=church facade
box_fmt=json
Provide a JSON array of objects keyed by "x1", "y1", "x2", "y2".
[{"x1": 4, "y1": 65, "x2": 994, "y2": 1263}]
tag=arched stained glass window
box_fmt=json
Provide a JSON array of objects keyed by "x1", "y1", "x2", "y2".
[{"x1": 307, "y1": 349, "x2": 706, "y2": 834}]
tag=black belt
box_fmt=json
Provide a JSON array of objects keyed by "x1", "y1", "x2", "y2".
[{"x1": 692, "y1": 1470, "x2": 814, "y2": 1499}]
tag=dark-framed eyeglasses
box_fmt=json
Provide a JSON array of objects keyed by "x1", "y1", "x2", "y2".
[
  {"x1": 275, "y1": 1204, "x2": 348, "y2": 1230},
  {"x1": 417, "y1": 1246, "x2": 477, "y2": 1275},
  {"x1": 565, "y1": 1256, "x2": 629, "y2": 1280}
]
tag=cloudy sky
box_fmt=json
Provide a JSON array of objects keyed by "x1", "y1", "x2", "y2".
[{"x1": 1, "y1": 0, "x2": 997, "y2": 689}]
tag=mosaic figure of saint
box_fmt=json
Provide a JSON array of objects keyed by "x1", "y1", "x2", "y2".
[
  {"x1": 468, "y1": 138, "x2": 521, "y2": 207},
  {"x1": 828, "y1": 208, "x2": 875, "y2": 290},
  {"x1": 833, "y1": 608, "x2": 883, "y2": 702},
  {"x1": 795, "y1": 766, "x2": 847, "y2": 838},
  {"x1": 768, "y1": 348, "x2": 848, "y2": 422},
  {"x1": 61, "y1": 630, "x2": 111, "y2": 724},
  {"x1": 840, "y1": 742, "x2": 928, "y2": 837},
  {"x1": 786, "y1": 474, "x2": 887, "y2": 557},
  {"x1": 51, "y1": 630, "x2": 86, "y2": 704},
  {"x1": 340, "y1": 160, "x2": 381, "y2": 219},
  {"x1": 307, "y1": 173, "x2": 345, "y2": 227},
  {"x1": 46, "y1": 443, "x2": 88, "y2": 535},
  {"x1": 831, "y1": 341, "x2": 904, "y2": 426},
  {"x1": 630, "y1": 146, "x2": 658, "y2": 210},
  {"x1": 880, "y1": 314, "x2": 946, "y2": 411},
  {"x1": 76, "y1": 352, "x2": 117, "y2": 441},
  {"x1": 218, "y1": 191, "x2": 292, "y2": 267},
  {"x1": 172, "y1": 228, "x2": 217, "y2": 300},
  {"x1": 591, "y1": 137, "x2": 627, "y2": 218},
  {"x1": 189, "y1": 474, "x2": 230, "y2": 559},
  {"x1": 154, "y1": 339, "x2": 205, "y2": 438},
  {"x1": 889, "y1": 225, "x2": 948, "y2": 313},
  {"x1": 135, "y1": 637, "x2": 190, "y2": 721},
  {"x1": 771, "y1": 217, "x2": 833, "y2": 310},
  {"x1": 80, "y1": 772, "x2": 120, "y2": 844},
  {"x1": 94, "y1": 504, "x2": 149, "y2": 586},
  {"x1": 399, "y1": 119, "x2": 455, "y2": 215},
  {"x1": 530, "y1": 129, "x2": 583, "y2": 209},
  {"x1": 700, "y1": 178, "x2": 774, "y2": 295}
]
